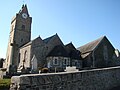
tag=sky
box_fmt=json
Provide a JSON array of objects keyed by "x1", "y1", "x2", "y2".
[{"x1": 0, "y1": 0, "x2": 120, "y2": 58}]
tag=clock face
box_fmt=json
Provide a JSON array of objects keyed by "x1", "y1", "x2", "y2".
[{"x1": 22, "y1": 13, "x2": 28, "y2": 19}]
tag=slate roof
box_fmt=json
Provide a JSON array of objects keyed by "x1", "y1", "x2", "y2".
[
  {"x1": 21, "y1": 33, "x2": 59, "y2": 49},
  {"x1": 65, "y1": 42, "x2": 76, "y2": 52},
  {"x1": 43, "y1": 34, "x2": 57, "y2": 44},
  {"x1": 47, "y1": 45, "x2": 69, "y2": 57},
  {"x1": 77, "y1": 36, "x2": 106, "y2": 58},
  {"x1": 69, "y1": 50, "x2": 81, "y2": 60},
  {"x1": 77, "y1": 36, "x2": 105, "y2": 53},
  {"x1": 65, "y1": 42, "x2": 81, "y2": 60},
  {"x1": 20, "y1": 36, "x2": 42, "y2": 49}
]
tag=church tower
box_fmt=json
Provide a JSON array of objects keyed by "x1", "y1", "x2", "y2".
[{"x1": 4, "y1": 5, "x2": 32, "y2": 73}]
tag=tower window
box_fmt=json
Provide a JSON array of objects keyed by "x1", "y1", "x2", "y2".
[{"x1": 22, "y1": 25, "x2": 25, "y2": 30}]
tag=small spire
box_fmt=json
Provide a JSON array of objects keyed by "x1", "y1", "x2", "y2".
[
  {"x1": 25, "y1": 4, "x2": 27, "y2": 7},
  {"x1": 22, "y1": 4, "x2": 24, "y2": 9},
  {"x1": 19, "y1": 4, "x2": 29, "y2": 16}
]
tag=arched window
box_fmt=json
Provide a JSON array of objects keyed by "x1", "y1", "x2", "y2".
[
  {"x1": 22, "y1": 25, "x2": 25, "y2": 30},
  {"x1": 18, "y1": 53, "x2": 21, "y2": 63},
  {"x1": 24, "y1": 51, "x2": 27, "y2": 62}
]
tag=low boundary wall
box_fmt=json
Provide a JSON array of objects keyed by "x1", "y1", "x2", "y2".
[{"x1": 10, "y1": 66, "x2": 120, "y2": 90}]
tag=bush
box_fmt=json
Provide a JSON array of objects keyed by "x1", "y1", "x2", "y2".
[
  {"x1": 0, "y1": 78, "x2": 11, "y2": 89},
  {"x1": 41, "y1": 68, "x2": 48, "y2": 73}
]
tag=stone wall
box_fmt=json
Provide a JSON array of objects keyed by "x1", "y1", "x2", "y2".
[{"x1": 10, "y1": 66, "x2": 120, "y2": 90}]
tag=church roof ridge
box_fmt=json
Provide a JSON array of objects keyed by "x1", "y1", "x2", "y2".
[
  {"x1": 65, "y1": 42, "x2": 76, "y2": 50},
  {"x1": 43, "y1": 33, "x2": 58, "y2": 44},
  {"x1": 77, "y1": 36, "x2": 106, "y2": 54},
  {"x1": 31, "y1": 36, "x2": 42, "y2": 42}
]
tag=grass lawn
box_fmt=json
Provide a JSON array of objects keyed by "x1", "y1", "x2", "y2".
[{"x1": 0, "y1": 78, "x2": 11, "y2": 89}]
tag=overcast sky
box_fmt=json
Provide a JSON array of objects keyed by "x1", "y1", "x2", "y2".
[{"x1": 0, "y1": 0, "x2": 120, "y2": 58}]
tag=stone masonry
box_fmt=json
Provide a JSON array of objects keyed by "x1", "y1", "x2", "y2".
[{"x1": 10, "y1": 66, "x2": 120, "y2": 90}]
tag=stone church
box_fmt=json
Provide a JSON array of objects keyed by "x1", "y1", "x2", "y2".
[
  {"x1": 3, "y1": 4, "x2": 120, "y2": 74},
  {"x1": 3, "y1": 5, "x2": 82, "y2": 74}
]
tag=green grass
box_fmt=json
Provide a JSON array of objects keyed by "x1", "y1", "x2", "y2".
[{"x1": 0, "y1": 78, "x2": 11, "y2": 89}]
